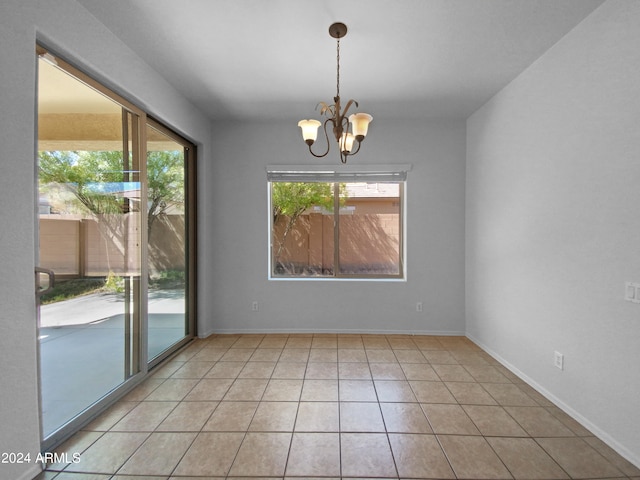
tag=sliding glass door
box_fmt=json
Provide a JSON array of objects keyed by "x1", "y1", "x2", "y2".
[
  {"x1": 146, "y1": 119, "x2": 195, "y2": 365},
  {"x1": 36, "y1": 46, "x2": 196, "y2": 449}
]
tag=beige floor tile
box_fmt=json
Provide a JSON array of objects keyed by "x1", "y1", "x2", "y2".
[
  {"x1": 340, "y1": 402, "x2": 385, "y2": 432},
  {"x1": 64, "y1": 432, "x2": 149, "y2": 474},
  {"x1": 433, "y1": 363, "x2": 476, "y2": 382},
  {"x1": 278, "y1": 348, "x2": 310, "y2": 362},
  {"x1": 423, "y1": 404, "x2": 481, "y2": 435},
  {"x1": 339, "y1": 379, "x2": 378, "y2": 401},
  {"x1": 488, "y1": 437, "x2": 569, "y2": 479},
  {"x1": 339, "y1": 362, "x2": 372, "y2": 379},
  {"x1": 380, "y1": 403, "x2": 432, "y2": 433},
  {"x1": 249, "y1": 348, "x2": 282, "y2": 362},
  {"x1": 438, "y1": 435, "x2": 512, "y2": 479},
  {"x1": 117, "y1": 432, "x2": 196, "y2": 476},
  {"x1": 207, "y1": 336, "x2": 239, "y2": 348},
  {"x1": 156, "y1": 401, "x2": 217, "y2": 431},
  {"x1": 204, "y1": 361, "x2": 245, "y2": 378},
  {"x1": 504, "y1": 406, "x2": 576, "y2": 437},
  {"x1": 337, "y1": 336, "x2": 364, "y2": 349},
  {"x1": 191, "y1": 347, "x2": 227, "y2": 362},
  {"x1": 338, "y1": 348, "x2": 368, "y2": 363},
  {"x1": 202, "y1": 401, "x2": 258, "y2": 431},
  {"x1": 340, "y1": 433, "x2": 397, "y2": 477},
  {"x1": 400, "y1": 363, "x2": 440, "y2": 381},
  {"x1": 311, "y1": 336, "x2": 338, "y2": 348},
  {"x1": 170, "y1": 361, "x2": 215, "y2": 378},
  {"x1": 285, "y1": 432, "x2": 341, "y2": 477},
  {"x1": 222, "y1": 378, "x2": 268, "y2": 401},
  {"x1": 305, "y1": 362, "x2": 338, "y2": 379},
  {"x1": 144, "y1": 378, "x2": 199, "y2": 401},
  {"x1": 365, "y1": 349, "x2": 398, "y2": 363},
  {"x1": 362, "y1": 335, "x2": 391, "y2": 349},
  {"x1": 413, "y1": 336, "x2": 446, "y2": 350},
  {"x1": 183, "y1": 378, "x2": 234, "y2": 401},
  {"x1": 462, "y1": 405, "x2": 528, "y2": 437},
  {"x1": 409, "y1": 381, "x2": 457, "y2": 403},
  {"x1": 393, "y1": 349, "x2": 427, "y2": 363},
  {"x1": 308, "y1": 348, "x2": 338, "y2": 362},
  {"x1": 584, "y1": 436, "x2": 640, "y2": 476},
  {"x1": 231, "y1": 335, "x2": 264, "y2": 348},
  {"x1": 172, "y1": 432, "x2": 244, "y2": 477},
  {"x1": 219, "y1": 348, "x2": 255, "y2": 362},
  {"x1": 451, "y1": 351, "x2": 490, "y2": 365},
  {"x1": 83, "y1": 402, "x2": 139, "y2": 431},
  {"x1": 301, "y1": 379, "x2": 339, "y2": 401},
  {"x1": 111, "y1": 402, "x2": 177, "y2": 432},
  {"x1": 374, "y1": 380, "x2": 416, "y2": 402},
  {"x1": 481, "y1": 382, "x2": 538, "y2": 406},
  {"x1": 121, "y1": 379, "x2": 164, "y2": 401},
  {"x1": 259, "y1": 336, "x2": 288, "y2": 348},
  {"x1": 546, "y1": 405, "x2": 593, "y2": 436},
  {"x1": 53, "y1": 474, "x2": 112, "y2": 479},
  {"x1": 262, "y1": 378, "x2": 303, "y2": 401},
  {"x1": 388, "y1": 433, "x2": 455, "y2": 478},
  {"x1": 369, "y1": 363, "x2": 406, "y2": 380},
  {"x1": 388, "y1": 337, "x2": 418, "y2": 350},
  {"x1": 446, "y1": 381, "x2": 498, "y2": 405},
  {"x1": 46, "y1": 430, "x2": 104, "y2": 471},
  {"x1": 423, "y1": 350, "x2": 458, "y2": 364},
  {"x1": 463, "y1": 364, "x2": 511, "y2": 383},
  {"x1": 536, "y1": 437, "x2": 625, "y2": 479},
  {"x1": 286, "y1": 337, "x2": 313, "y2": 348},
  {"x1": 249, "y1": 401, "x2": 298, "y2": 431},
  {"x1": 238, "y1": 361, "x2": 276, "y2": 378},
  {"x1": 228, "y1": 432, "x2": 292, "y2": 476},
  {"x1": 272, "y1": 361, "x2": 307, "y2": 379},
  {"x1": 295, "y1": 402, "x2": 339, "y2": 432}
]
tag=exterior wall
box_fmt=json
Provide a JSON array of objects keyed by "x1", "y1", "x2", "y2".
[
  {"x1": 39, "y1": 215, "x2": 185, "y2": 277},
  {"x1": 273, "y1": 197, "x2": 401, "y2": 274}
]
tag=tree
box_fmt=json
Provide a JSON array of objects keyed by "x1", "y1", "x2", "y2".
[
  {"x1": 38, "y1": 150, "x2": 184, "y2": 237},
  {"x1": 146, "y1": 151, "x2": 185, "y2": 237},
  {"x1": 271, "y1": 182, "x2": 345, "y2": 272}
]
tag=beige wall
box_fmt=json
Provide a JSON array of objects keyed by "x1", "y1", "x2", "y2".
[
  {"x1": 273, "y1": 198, "x2": 401, "y2": 274},
  {"x1": 39, "y1": 214, "x2": 184, "y2": 278}
]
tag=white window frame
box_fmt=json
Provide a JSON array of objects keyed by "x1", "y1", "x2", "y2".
[{"x1": 267, "y1": 164, "x2": 411, "y2": 281}]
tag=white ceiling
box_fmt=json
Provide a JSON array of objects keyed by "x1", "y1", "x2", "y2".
[{"x1": 75, "y1": 0, "x2": 603, "y2": 121}]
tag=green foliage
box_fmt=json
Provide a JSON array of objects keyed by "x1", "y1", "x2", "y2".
[
  {"x1": 272, "y1": 182, "x2": 334, "y2": 221},
  {"x1": 40, "y1": 277, "x2": 105, "y2": 305},
  {"x1": 39, "y1": 150, "x2": 128, "y2": 215},
  {"x1": 38, "y1": 149, "x2": 185, "y2": 236},
  {"x1": 271, "y1": 182, "x2": 347, "y2": 269},
  {"x1": 104, "y1": 271, "x2": 125, "y2": 293},
  {"x1": 146, "y1": 151, "x2": 185, "y2": 234}
]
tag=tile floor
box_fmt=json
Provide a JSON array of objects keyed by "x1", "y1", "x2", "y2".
[{"x1": 39, "y1": 334, "x2": 640, "y2": 480}]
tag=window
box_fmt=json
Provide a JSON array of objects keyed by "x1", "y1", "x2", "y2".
[{"x1": 268, "y1": 165, "x2": 409, "y2": 279}]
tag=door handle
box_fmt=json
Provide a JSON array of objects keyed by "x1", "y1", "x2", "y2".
[{"x1": 35, "y1": 267, "x2": 55, "y2": 297}]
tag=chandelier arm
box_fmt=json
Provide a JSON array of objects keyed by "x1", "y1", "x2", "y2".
[
  {"x1": 346, "y1": 139, "x2": 362, "y2": 158},
  {"x1": 307, "y1": 118, "x2": 333, "y2": 158},
  {"x1": 342, "y1": 99, "x2": 358, "y2": 118}
]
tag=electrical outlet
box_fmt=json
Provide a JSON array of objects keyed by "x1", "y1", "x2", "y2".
[
  {"x1": 251, "y1": 301, "x2": 259, "y2": 312},
  {"x1": 554, "y1": 351, "x2": 564, "y2": 370},
  {"x1": 625, "y1": 282, "x2": 640, "y2": 303},
  {"x1": 416, "y1": 302, "x2": 423, "y2": 312}
]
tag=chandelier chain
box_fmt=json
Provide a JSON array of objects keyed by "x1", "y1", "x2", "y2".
[{"x1": 336, "y1": 37, "x2": 340, "y2": 98}]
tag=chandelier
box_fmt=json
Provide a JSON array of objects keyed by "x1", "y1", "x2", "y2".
[{"x1": 298, "y1": 22, "x2": 373, "y2": 164}]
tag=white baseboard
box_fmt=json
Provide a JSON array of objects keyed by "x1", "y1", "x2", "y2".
[
  {"x1": 201, "y1": 328, "x2": 465, "y2": 337},
  {"x1": 466, "y1": 333, "x2": 640, "y2": 469}
]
